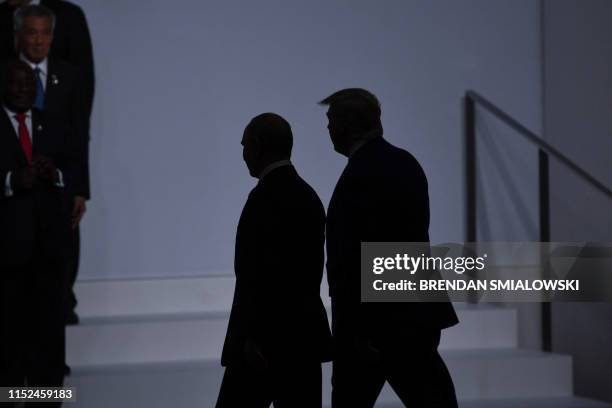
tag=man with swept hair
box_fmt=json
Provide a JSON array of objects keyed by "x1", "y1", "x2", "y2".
[
  {"x1": 321, "y1": 88, "x2": 459, "y2": 407},
  {"x1": 217, "y1": 113, "x2": 332, "y2": 407}
]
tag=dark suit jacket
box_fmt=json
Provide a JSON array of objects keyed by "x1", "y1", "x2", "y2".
[
  {"x1": 0, "y1": 0, "x2": 95, "y2": 118},
  {"x1": 44, "y1": 58, "x2": 89, "y2": 198},
  {"x1": 326, "y1": 137, "x2": 458, "y2": 342},
  {"x1": 0, "y1": 0, "x2": 93, "y2": 199},
  {"x1": 0, "y1": 3, "x2": 15, "y2": 66},
  {"x1": 221, "y1": 165, "x2": 332, "y2": 366},
  {"x1": 0, "y1": 59, "x2": 88, "y2": 198},
  {"x1": 0, "y1": 108, "x2": 78, "y2": 269}
]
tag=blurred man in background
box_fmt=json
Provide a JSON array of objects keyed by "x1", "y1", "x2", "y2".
[
  {"x1": 0, "y1": 59, "x2": 79, "y2": 404},
  {"x1": 1, "y1": 0, "x2": 94, "y2": 119},
  {"x1": 2, "y1": 1, "x2": 92, "y2": 324}
]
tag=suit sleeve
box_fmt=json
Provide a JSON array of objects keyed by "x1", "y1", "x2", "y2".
[
  {"x1": 341, "y1": 172, "x2": 429, "y2": 335},
  {"x1": 41, "y1": 114, "x2": 80, "y2": 195},
  {"x1": 333, "y1": 150, "x2": 456, "y2": 333},
  {"x1": 245, "y1": 196, "x2": 325, "y2": 346},
  {"x1": 66, "y1": 6, "x2": 95, "y2": 119},
  {"x1": 0, "y1": 155, "x2": 23, "y2": 200},
  {"x1": 69, "y1": 66, "x2": 91, "y2": 199},
  {"x1": 244, "y1": 200, "x2": 293, "y2": 343},
  {"x1": 1, "y1": 171, "x2": 11, "y2": 198}
]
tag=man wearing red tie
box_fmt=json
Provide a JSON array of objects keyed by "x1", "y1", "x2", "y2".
[
  {"x1": 0, "y1": 59, "x2": 78, "y2": 402},
  {"x1": 10, "y1": 3, "x2": 89, "y2": 326}
]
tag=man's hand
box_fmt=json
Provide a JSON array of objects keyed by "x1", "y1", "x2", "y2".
[
  {"x1": 72, "y1": 196, "x2": 87, "y2": 229},
  {"x1": 244, "y1": 339, "x2": 268, "y2": 372},
  {"x1": 11, "y1": 166, "x2": 35, "y2": 192},
  {"x1": 33, "y1": 155, "x2": 59, "y2": 183}
]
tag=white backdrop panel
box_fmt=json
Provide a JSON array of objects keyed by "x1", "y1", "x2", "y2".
[{"x1": 75, "y1": 0, "x2": 542, "y2": 279}]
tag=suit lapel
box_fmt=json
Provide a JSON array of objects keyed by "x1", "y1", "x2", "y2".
[
  {"x1": 44, "y1": 59, "x2": 58, "y2": 108},
  {"x1": 0, "y1": 108, "x2": 27, "y2": 165},
  {"x1": 32, "y1": 110, "x2": 42, "y2": 154}
]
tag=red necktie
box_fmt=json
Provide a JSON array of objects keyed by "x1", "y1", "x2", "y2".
[{"x1": 15, "y1": 113, "x2": 33, "y2": 165}]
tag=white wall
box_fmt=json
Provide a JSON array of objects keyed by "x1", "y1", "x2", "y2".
[
  {"x1": 75, "y1": 0, "x2": 542, "y2": 279},
  {"x1": 543, "y1": 0, "x2": 612, "y2": 402}
]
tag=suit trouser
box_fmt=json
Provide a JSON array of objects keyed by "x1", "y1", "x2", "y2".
[
  {"x1": 0, "y1": 245, "x2": 66, "y2": 407},
  {"x1": 216, "y1": 360, "x2": 322, "y2": 408},
  {"x1": 59, "y1": 193, "x2": 80, "y2": 317},
  {"x1": 331, "y1": 330, "x2": 457, "y2": 408},
  {"x1": 63, "y1": 225, "x2": 79, "y2": 315}
]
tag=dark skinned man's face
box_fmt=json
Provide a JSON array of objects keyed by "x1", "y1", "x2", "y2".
[
  {"x1": 3, "y1": 66, "x2": 37, "y2": 113},
  {"x1": 17, "y1": 16, "x2": 53, "y2": 64}
]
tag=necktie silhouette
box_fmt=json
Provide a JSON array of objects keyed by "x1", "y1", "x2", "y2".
[
  {"x1": 33, "y1": 66, "x2": 45, "y2": 110},
  {"x1": 15, "y1": 113, "x2": 33, "y2": 164}
]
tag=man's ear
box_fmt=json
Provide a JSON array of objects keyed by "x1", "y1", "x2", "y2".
[
  {"x1": 338, "y1": 119, "x2": 353, "y2": 140},
  {"x1": 252, "y1": 139, "x2": 264, "y2": 159}
]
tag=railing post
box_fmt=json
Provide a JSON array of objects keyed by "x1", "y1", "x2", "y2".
[
  {"x1": 539, "y1": 150, "x2": 552, "y2": 352},
  {"x1": 465, "y1": 95, "x2": 477, "y2": 242}
]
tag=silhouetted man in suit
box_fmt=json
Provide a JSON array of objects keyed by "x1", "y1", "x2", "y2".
[
  {"x1": 10, "y1": 4, "x2": 88, "y2": 325},
  {"x1": 0, "y1": 59, "x2": 78, "y2": 405},
  {"x1": 321, "y1": 88, "x2": 459, "y2": 407},
  {"x1": 217, "y1": 113, "x2": 332, "y2": 408}
]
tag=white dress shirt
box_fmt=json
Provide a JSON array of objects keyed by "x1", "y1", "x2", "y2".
[
  {"x1": 3, "y1": 106, "x2": 63, "y2": 196},
  {"x1": 20, "y1": 55, "x2": 48, "y2": 92},
  {"x1": 259, "y1": 160, "x2": 292, "y2": 179}
]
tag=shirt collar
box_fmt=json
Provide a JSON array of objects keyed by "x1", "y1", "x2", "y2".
[
  {"x1": 348, "y1": 139, "x2": 368, "y2": 158},
  {"x1": 20, "y1": 54, "x2": 48, "y2": 76},
  {"x1": 259, "y1": 159, "x2": 292, "y2": 179},
  {"x1": 348, "y1": 132, "x2": 385, "y2": 159},
  {"x1": 348, "y1": 130, "x2": 383, "y2": 158},
  {"x1": 3, "y1": 105, "x2": 31, "y2": 119}
]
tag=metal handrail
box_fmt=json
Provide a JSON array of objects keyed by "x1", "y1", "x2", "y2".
[
  {"x1": 465, "y1": 91, "x2": 612, "y2": 199},
  {"x1": 463, "y1": 90, "x2": 611, "y2": 353}
]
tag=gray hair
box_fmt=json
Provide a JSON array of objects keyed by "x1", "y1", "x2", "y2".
[{"x1": 14, "y1": 4, "x2": 56, "y2": 33}]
